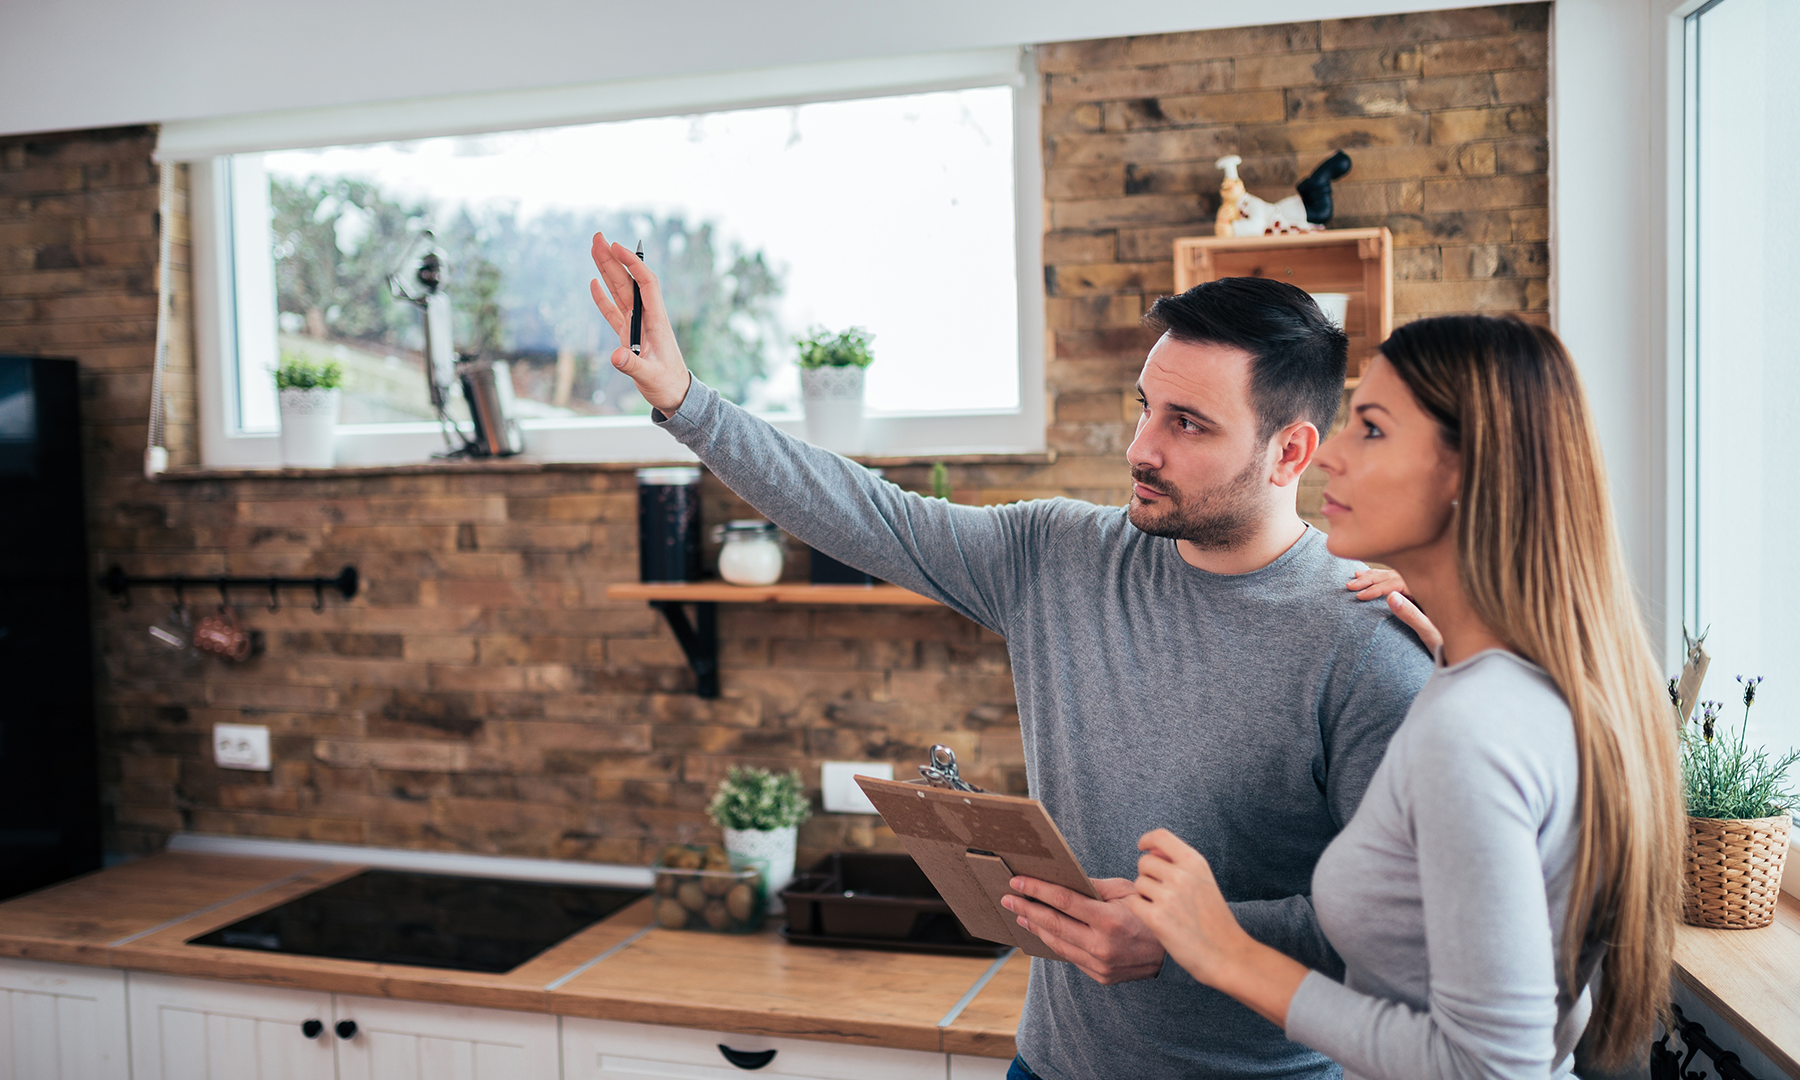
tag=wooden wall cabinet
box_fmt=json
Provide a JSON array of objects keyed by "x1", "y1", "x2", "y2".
[{"x1": 1172, "y1": 227, "x2": 1394, "y2": 383}]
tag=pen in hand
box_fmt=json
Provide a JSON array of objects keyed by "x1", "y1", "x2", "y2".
[{"x1": 629, "y1": 241, "x2": 644, "y2": 355}]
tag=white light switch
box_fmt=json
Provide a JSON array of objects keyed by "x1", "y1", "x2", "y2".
[
  {"x1": 213, "y1": 723, "x2": 271, "y2": 771},
  {"x1": 821, "y1": 761, "x2": 892, "y2": 814}
]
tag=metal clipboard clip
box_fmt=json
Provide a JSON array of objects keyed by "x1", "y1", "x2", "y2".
[{"x1": 918, "y1": 744, "x2": 984, "y2": 793}]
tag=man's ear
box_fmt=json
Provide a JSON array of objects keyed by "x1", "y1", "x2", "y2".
[{"x1": 1268, "y1": 421, "x2": 1320, "y2": 487}]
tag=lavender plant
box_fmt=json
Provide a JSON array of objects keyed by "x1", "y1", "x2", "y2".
[
  {"x1": 1678, "y1": 675, "x2": 1800, "y2": 820},
  {"x1": 707, "y1": 766, "x2": 812, "y2": 832}
]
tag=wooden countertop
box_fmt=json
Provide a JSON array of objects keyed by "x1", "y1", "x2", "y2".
[
  {"x1": 1673, "y1": 890, "x2": 1800, "y2": 1078},
  {"x1": 0, "y1": 852, "x2": 1021, "y2": 1058},
  {"x1": 17, "y1": 851, "x2": 1798, "y2": 1068}
]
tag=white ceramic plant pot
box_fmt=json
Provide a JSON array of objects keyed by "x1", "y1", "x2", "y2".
[
  {"x1": 723, "y1": 824, "x2": 799, "y2": 914},
  {"x1": 1308, "y1": 292, "x2": 1350, "y2": 329},
  {"x1": 800, "y1": 366, "x2": 866, "y2": 455},
  {"x1": 278, "y1": 387, "x2": 340, "y2": 468}
]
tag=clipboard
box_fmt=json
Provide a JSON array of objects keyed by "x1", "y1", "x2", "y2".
[{"x1": 855, "y1": 767, "x2": 1095, "y2": 960}]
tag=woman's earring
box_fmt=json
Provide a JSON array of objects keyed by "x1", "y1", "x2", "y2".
[{"x1": 1451, "y1": 498, "x2": 1460, "y2": 509}]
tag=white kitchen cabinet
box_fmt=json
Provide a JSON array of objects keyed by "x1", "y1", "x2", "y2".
[
  {"x1": 128, "y1": 972, "x2": 336, "y2": 1080},
  {"x1": 334, "y1": 993, "x2": 558, "y2": 1080},
  {"x1": 562, "y1": 1016, "x2": 947, "y2": 1080},
  {"x1": 8, "y1": 962, "x2": 992, "y2": 1080},
  {"x1": 0, "y1": 958, "x2": 129, "y2": 1080},
  {"x1": 949, "y1": 1054, "x2": 1012, "y2": 1080},
  {"x1": 129, "y1": 974, "x2": 561, "y2": 1080}
]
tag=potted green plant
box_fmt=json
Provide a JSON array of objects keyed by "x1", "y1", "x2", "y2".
[
  {"x1": 1676, "y1": 673, "x2": 1799, "y2": 929},
  {"x1": 795, "y1": 326, "x2": 873, "y2": 455},
  {"x1": 708, "y1": 766, "x2": 811, "y2": 908},
  {"x1": 274, "y1": 353, "x2": 344, "y2": 468}
]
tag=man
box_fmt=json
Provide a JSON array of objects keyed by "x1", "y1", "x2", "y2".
[{"x1": 590, "y1": 233, "x2": 1432, "y2": 1080}]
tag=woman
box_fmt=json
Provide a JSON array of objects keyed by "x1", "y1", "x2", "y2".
[{"x1": 1123, "y1": 316, "x2": 1682, "y2": 1078}]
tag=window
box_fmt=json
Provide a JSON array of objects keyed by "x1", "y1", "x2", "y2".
[
  {"x1": 174, "y1": 49, "x2": 1044, "y2": 467},
  {"x1": 1681, "y1": 0, "x2": 1800, "y2": 777}
]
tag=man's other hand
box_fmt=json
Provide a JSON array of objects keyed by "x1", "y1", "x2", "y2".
[
  {"x1": 588, "y1": 230, "x2": 691, "y2": 416},
  {"x1": 1002, "y1": 876, "x2": 1165, "y2": 985}
]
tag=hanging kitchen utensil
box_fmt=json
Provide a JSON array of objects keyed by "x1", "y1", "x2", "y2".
[
  {"x1": 194, "y1": 592, "x2": 253, "y2": 662},
  {"x1": 147, "y1": 597, "x2": 202, "y2": 669}
]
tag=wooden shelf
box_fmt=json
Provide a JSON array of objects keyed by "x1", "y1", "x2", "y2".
[
  {"x1": 607, "y1": 582, "x2": 941, "y2": 607},
  {"x1": 1173, "y1": 227, "x2": 1394, "y2": 382},
  {"x1": 609, "y1": 582, "x2": 947, "y2": 697}
]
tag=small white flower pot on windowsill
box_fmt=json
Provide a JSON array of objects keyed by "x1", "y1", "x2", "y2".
[
  {"x1": 278, "y1": 387, "x2": 340, "y2": 468},
  {"x1": 800, "y1": 366, "x2": 866, "y2": 455}
]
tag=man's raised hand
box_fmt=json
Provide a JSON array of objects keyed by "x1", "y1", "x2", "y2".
[{"x1": 589, "y1": 230, "x2": 691, "y2": 415}]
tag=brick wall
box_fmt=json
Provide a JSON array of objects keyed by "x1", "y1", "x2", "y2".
[
  {"x1": 1040, "y1": 3, "x2": 1550, "y2": 514},
  {"x1": 0, "y1": 4, "x2": 1547, "y2": 867}
]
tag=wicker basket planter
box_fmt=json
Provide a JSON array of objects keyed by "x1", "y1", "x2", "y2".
[{"x1": 1682, "y1": 814, "x2": 1791, "y2": 929}]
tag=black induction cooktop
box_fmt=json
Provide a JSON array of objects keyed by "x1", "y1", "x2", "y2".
[{"x1": 188, "y1": 869, "x2": 649, "y2": 974}]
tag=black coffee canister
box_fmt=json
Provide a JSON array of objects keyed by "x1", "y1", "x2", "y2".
[{"x1": 636, "y1": 467, "x2": 702, "y2": 582}]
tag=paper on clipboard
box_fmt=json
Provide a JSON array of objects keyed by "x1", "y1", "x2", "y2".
[{"x1": 854, "y1": 774, "x2": 1096, "y2": 959}]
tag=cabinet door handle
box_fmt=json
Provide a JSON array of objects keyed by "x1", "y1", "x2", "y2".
[
  {"x1": 335, "y1": 1020, "x2": 358, "y2": 1040},
  {"x1": 301, "y1": 1020, "x2": 324, "y2": 1039},
  {"x1": 716, "y1": 1044, "x2": 777, "y2": 1070}
]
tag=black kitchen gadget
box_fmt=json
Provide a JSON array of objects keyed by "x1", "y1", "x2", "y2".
[
  {"x1": 779, "y1": 852, "x2": 1007, "y2": 957},
  {"x1": 189, "y1": 869, "x2": 648, "y2": 974},
  {"x1": 635, "y1": 467, "x2": 702, "y2": 582},
  {"x1": 808, "y1": 549, "x2": 877, "y2": 586}
]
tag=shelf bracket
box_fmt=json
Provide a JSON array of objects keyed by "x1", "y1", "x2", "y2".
[{"x1": 650, "y1": 601, "x2": 719, "y2": 698}]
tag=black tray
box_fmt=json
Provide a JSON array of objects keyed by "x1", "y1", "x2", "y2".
[
  {"x1": 779, "y1": 852, "x2": 1010, "y2": 957},
  {"x1": 779, "y1": 925, "x2": 1009, "y2": 958}
]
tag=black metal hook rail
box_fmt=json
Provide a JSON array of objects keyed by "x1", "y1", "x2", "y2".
[
  {"x1": 1652, "y1": 1003, "x2": 1764, "y2": 1080},
  {"x1": 98, "y1": 565, "x2": 359, "y2": 612}
]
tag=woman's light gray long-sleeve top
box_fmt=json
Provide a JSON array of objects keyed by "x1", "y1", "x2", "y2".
[{"x1": 1284, "y1": 650, "x2": 1602, "y2": 1080}]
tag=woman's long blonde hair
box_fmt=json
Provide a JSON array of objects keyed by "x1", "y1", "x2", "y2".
[{"x1": 1380, "y1": 316, "x2": 1682, "y2": 1068}]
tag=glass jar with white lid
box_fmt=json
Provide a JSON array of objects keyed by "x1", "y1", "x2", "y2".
[{"x1": 712, "y1": 520, "x2": 786, "y2": 586}]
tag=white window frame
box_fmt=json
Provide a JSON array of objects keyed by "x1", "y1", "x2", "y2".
[{"x1": 170, "y1": 48, "x2": 1046, "y2": 468}]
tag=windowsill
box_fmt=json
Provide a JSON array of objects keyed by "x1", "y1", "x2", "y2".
[
  {"x1": 154, "y1": 448, "x2": 1058, "y2": 482},
  {"x1": 1668, "y1": 833, "x2": 1800, "y2": 1079}
]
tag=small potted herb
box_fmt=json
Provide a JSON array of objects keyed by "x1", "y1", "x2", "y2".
[
  {"x1": 795, "y1": 326, "x2": 873, "y2": 455},
  {"x1": 708, "y1": 766, "x2": 811, "y2": 906},
  {"x1": 274, "y1": 353, "x2": 344, "y2": 468},
  {"x1": 1676, "y1": 673, "x2": 1799, "y2": 929}
]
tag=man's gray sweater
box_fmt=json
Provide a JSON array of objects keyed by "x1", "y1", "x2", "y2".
[{"x1": 657, "y1": 381, "x2": 1432, "y2": 1080}]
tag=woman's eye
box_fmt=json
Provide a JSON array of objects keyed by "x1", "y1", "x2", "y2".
[{"x1": 1362, "y1": 421, "x2": 1384, "y2": 438}]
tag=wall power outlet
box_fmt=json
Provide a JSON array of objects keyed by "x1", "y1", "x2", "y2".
[
  {"x1": 820, "y1": 761, "x2": 892, "y2": 814},
  {"x1": 213, "y1": 723, "x2": 271, "y2": 771}
]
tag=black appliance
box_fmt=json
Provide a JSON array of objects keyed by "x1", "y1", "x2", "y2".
[
  {"x1": 189, "y1": 869, "x2": 650, "y2": 974},
  {"x1": 0, "y1": 355, "x2": 101, "y2": 901},
  {"x1": 809, "y1": 549, "x2": 878, "y2": 586}
]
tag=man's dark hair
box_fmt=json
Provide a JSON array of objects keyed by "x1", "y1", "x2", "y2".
[{"x1": 1144, "y1": 277, "x2": 1349, "y2": 442}]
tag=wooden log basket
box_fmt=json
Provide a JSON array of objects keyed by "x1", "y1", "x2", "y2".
[{"x1": 1683, "y1": 814, "x2": 1791, "y2": 930}]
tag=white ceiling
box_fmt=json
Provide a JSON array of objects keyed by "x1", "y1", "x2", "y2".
[{"x1": 1, "y1": 0, "x2": 1493, "y2": 138}]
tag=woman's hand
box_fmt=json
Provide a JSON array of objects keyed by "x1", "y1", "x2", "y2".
[
  {"x1": 1123, "y1": 829, "x2": 1310, "y2": 1028},
  {"x1": 1346, "y1": 566, "x2": 1406, "y2": 602},
  {"x1": 1123, "y1": 829, "x2": 1250, "y2": 987},
  {"x1": 1346, "y1": 568, "x2": 1443, "y2": 654},
  {"x1": 589, "y1": 230, "x2": 692, "y2": 415}
]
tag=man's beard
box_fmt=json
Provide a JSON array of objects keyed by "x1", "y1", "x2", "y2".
[{"x1": 1126, "y1": 452, "x2": 1266, "y2": 550}]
